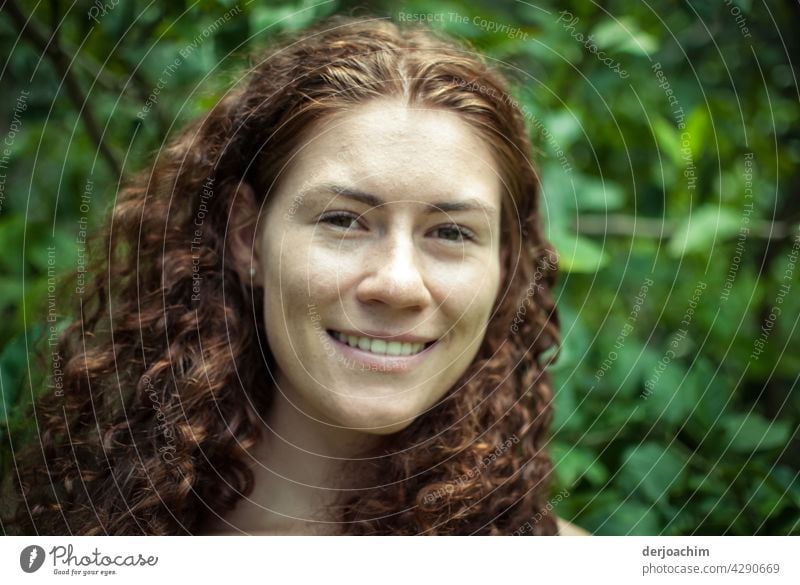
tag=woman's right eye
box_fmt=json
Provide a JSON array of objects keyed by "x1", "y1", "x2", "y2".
[{"x1": 319, "y1": 212, "x2": 361, "y2": 230}]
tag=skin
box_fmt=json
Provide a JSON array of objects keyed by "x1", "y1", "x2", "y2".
[{"x1": 212, "y1": 97, "x2": 504, "y2": 534}]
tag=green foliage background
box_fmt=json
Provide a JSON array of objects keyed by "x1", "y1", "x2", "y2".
[{"x1": 1, "y1": 0, "x2": 798, "y2": 534}]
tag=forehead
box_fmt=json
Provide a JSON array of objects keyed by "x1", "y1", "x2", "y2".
[{"x1": 282, "y1": 98, "x2": 503, "y2": 209}]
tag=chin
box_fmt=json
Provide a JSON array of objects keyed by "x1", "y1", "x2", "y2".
[{"x1": 328, "y1": 402, "x2": 427, "y2": 435}]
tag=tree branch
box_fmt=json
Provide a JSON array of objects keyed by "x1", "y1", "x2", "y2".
[
  {"x1": 574, "y1": 214, "x2": 797, "y2": 240},
  {"x1": 5, "y1": 0, "x2": 122, "y2": 178}
]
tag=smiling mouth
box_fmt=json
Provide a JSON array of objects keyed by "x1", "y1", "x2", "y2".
[{"x1": 327, "y1": 330, "x2": 436, "y2": 357}]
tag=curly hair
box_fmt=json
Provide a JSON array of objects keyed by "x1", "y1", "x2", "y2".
[{"x1": 7, "y1": 15, "x2": 560, "y2": 535}]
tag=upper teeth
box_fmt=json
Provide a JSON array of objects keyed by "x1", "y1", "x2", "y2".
[{"x1": 330, "y1": 331, "x2": 428, "y2": 356}]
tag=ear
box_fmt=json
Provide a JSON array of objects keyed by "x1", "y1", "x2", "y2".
[{"x1": 228, "y1": 180, "x2": 263, "y2": 288}]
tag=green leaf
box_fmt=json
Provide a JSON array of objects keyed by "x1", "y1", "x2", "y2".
[
  {"x1": 744, "y1": 473, "x2": 794, "y2": 518},
  {"x1": 685, "y1": 366, "x2": 731, "y2": 442},
  {"x1": 595, "y1": 331, "x2": 644, "y2": 397},
  {"x1": 772, "y1": 467, "x2": 800, "y2": 508},
  {"x1": 652, "y1": 117, "x2": 683, "y2": 168},
  {"x1": 26, "y1": 227, "x2": 80, "y2": 275},
  {"x1": 0, "y1": 278, "x2": 24, "y2": 313},
  {"x1": 721, "y1": 413, "x2": 792, "y2": 453},
  {"x1": 0, "y1": 215, "x2": 26, "y2": 275},
  {"x1": 552, "y1": 373, "x2": 579, "y2": 431},
  {"x1": 668, "y1": 205, "x2": 742, "y2": 257},
  {"x1": 591, "y1": 18, "x2": 658, "y2": 56},
  {"x1": 639, "y1": 348, "x2": 698, "y2": 425},
  {"x1": 548, "y1": 230, "x2": 609, "y2": 273},
  {"x1": 0, "y1": 328, "x2": 41, "y2": 422},
  {"x1": 551, "y1": 443, "x2": 609, "y2": 487},
  {"x1": 0, "y1": 352, "x2": 22, "y2": 423},
  {"x1": 582, "y1": 498, "x2": 662, "y2": 535},
  {"x1": 543, "y1": 111, "x2": 583, "y2": 150},
  {"x1": 250, "y1": 0, "x2": 325, "y2": 33},
  {"x1": 685, "y1": 108, "x2": 710, "y2": 160},
  {"x1": 619, "y1": 442, "x2": 689, "y2": 504},
  {"x1": 571, "y1": 174, "x2": 625, "y2": 212}
]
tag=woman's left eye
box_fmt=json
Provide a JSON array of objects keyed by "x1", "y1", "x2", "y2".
[
  {"x1": 433, "y1": 224, "x2": 475, "y2": 242},
  {"x1": 319, "y1": 212, "x2": 361, "y2": 230}
]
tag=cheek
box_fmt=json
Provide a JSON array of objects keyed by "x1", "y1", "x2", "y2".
[
  {"x1": 430, "y1": 259, "x2": 501, "y2": 324},
  {"x1": 302, "y1": 245, "x2": 365, "y2": 302},
  {"x1": 263, "y1": 232, "x2": 355, "y2": 305}
]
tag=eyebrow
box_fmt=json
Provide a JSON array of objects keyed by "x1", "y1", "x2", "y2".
[{"x1": 305, "y1": 183, "x2": 499, "y2": 217}]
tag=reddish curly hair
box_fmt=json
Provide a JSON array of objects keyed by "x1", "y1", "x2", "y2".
[{"x1": 7, "y1": 15, "x2": 560, "y2": 535}]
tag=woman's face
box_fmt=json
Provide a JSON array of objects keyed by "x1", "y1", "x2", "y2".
[{"x1": 256, "y1": 98, "x2": 503, "y2": 434}]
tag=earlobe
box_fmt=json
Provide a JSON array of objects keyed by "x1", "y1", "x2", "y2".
[{"x1": 228, "y1": 180, "x2": 263, "y2": 287}]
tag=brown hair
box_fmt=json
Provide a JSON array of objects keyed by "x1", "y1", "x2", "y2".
[{"x1": 7, "y1": 15, "x2": 559, "y2": 535}]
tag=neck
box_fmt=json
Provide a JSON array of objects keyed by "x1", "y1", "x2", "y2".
[{"x1": 206, "y1": 375, "x2": 380, "y2": 535}]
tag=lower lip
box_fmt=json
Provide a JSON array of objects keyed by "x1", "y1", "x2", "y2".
[{"x1": 326, "y1": 331, "x2": 438, "y2": 372}]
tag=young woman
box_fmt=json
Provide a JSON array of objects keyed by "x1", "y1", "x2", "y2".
[{"x1": 8, "y1": 15, "x2": 577, "y2": 535}]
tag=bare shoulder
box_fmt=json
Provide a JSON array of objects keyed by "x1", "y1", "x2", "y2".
[{"x1": 556, "y1": 516, "x2": 591, "y2": 536}]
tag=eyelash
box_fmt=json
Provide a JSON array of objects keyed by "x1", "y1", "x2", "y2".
[{"x1": 318, "y1": 212, "x2": 476, "y2": 242}]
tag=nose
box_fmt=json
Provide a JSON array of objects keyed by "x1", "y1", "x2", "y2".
[{"x1": 356, "y1": 233, "x2": 432, "y2": 310}]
